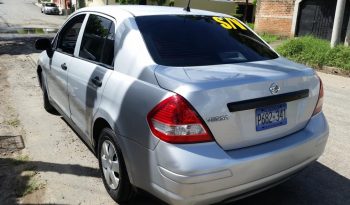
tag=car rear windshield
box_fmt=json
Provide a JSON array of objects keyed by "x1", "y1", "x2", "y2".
[
  {"x1": 135, "y1": 15, "x2": 278, "y2": 67},
  {"x1": 45, "y1": 3, "x2": 57, "y2": 7}
]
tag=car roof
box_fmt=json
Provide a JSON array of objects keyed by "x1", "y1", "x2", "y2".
[{"x1": 78, "y1": 5, "x2": 230, "y2": 18}]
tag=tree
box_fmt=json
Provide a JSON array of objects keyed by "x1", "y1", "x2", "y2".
[{"x1": 243, "y1": 0, "x2": 248, "y2": 22}]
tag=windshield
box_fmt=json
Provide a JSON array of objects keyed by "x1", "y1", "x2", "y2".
[
  {"x1": 45, "y1": 3, "x2": 57, "y2": 7},
  {"x1": 135, "y1": 15, "x2": 278, "y2": 67}
]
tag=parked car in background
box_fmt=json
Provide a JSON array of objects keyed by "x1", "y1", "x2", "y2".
[
  {"x1": 41, "y1": 3, "x2": 59, "y2": 15},
  {"x1": 35, "y1": 5, "x2": 329, "y2": 205}
]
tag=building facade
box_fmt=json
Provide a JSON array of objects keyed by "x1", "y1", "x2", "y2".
[{"x1": 255, "y1": 0, "x2": 350, "y2": 44}]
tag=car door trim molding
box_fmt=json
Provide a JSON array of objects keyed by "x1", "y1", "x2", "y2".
[{"x1": 227, "y1": 89, "x2": 309, "y2": 112}]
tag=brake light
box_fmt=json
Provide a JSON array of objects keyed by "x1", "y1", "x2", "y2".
[
  {"x1": 147, "y1": 95, "x2": 213, "y2": 143},
  {"x1": 312, "y1": 76, "x2": 324, "y2": 116}
]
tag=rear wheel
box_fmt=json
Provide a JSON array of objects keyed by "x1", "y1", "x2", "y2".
[
  {"x1": 41, "y1": 73, "x2": 57, "y2": 114},
  {"x1": 98, "y1": 128, "x2": 136, "y2": 203}
]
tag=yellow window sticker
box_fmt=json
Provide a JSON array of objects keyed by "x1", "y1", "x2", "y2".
[
  {"x1": 212, "y1": 17, "x2": 232, "y2": 29},
  {"x1": 212, "y1": 17, "x2": 247, "y2": 30}
]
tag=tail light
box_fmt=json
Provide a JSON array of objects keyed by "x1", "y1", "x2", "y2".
[
  {"x1": 147, "y1": 95, "x2": 213, "y2": 143},
  {"x1": 312, "y1": 76, "x2": 324, "y2": 116}
]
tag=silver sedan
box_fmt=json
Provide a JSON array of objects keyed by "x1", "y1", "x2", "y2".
[
  {"x1": 41, "y1": 3, "x2": 59, "y2": 15},
  {"x1": 35, "y1": 5, "x2": 329, "y2": 205}
]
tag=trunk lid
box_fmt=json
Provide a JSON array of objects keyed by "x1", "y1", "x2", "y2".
[{"x1": 154, "y1": 58, "x2": 320, "y2": 150}]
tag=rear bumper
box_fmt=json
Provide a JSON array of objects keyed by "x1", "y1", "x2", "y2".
[
  {"x1": 44, "y1": 9, "x2": 59, "y2": 14},
  {"x1": 148, "y1": 112, "x2": 329, "y2": 205}
]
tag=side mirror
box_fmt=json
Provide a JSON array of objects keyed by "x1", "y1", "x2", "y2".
[{"x1": 35, "y1": 38, "x2": 54, "y2": 58}]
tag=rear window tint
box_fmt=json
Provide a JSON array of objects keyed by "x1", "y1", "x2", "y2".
[
  {"x1": 135, "y1": 15, "x2": 278, "y2": 67},
  {"x1": 45, "y1": 3, "x2": 57, "y2": 7}
]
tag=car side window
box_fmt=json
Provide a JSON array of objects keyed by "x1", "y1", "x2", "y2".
[
  {"x1": 79, "y1": 14, "x2": 115, "y2": 66},
  {"x1": 57, "y1": 14, "x2": 86, "y2": 55}
]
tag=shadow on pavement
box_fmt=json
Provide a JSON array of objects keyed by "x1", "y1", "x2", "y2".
[
  {"x1": 0, "y1": 157, "x2": 166, "y2": 204},
  {"x1": 0, "y1": 158, "x2": 100, "y2": 178},
  {"x1": 232, "y1": 162, "x2": 350, "y2": 205},
  {"x1": 0, "y1": 36, "x2": 52, "y2": 56},
  {"x1": 122, "y1": 192, "x2": 167, "y2": 205},
  {"x1": 0, "y1": 157, "x2": 99, "y2": 204}
]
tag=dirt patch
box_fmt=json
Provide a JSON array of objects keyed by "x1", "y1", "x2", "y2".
[
  {"x1": 318, "y1": 66, "x2": 350, "y2": 78},
  {"x1": 0, "y1": 37, "x2": 116, "y2": 204},
  {"x1": 0, "y1": 53, "x2": 44, "y2": 204}
]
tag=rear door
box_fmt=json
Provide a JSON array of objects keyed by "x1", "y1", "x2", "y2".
[
  {"x1": 48, "y1": 14, "x2": 86, "y2": 116},
  {"x1": 68, "y1": 13, "x2": 115, "y2": 139}
]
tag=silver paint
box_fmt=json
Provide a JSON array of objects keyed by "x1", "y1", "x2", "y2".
[{"x1": 36, "y1": 5, "x2": 329, "y2": 205}]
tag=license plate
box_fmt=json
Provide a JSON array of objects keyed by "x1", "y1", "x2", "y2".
[{"x1": 256, "y1": 103, "x2": 287, "y2": 131}]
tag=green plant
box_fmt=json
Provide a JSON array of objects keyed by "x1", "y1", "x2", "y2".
[
  {"x1": 246, "y1": 23, "x2": 254, "y2": 30},
  {"x1": 325, "y1": 45, "x2": 350, "y2": 70},
  {"x1": 259, "y1": 33, "x2": 280, "y2": 43},
  {"x1": 4, "y1": 118, "x2": 20, "y2": 127},
  {"x1": 276, "y1": 36, "x2": 350, "y2": 70},
  {"x1": 15, "y1": 171, "x2": 45, "y2": 197},
  {"x1": 13, "y1": 155, "x2": 30, "y2": 165}
]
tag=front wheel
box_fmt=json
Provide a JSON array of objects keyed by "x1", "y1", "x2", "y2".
[{"x1": 98, "y1": 128, "x2": 136, "y2": 203}]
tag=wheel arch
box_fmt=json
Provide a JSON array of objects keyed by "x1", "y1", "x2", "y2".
[
  {"x1": 92, "y1": 115, "x2": 136, "y2": 185},
  {"x1": 92, "y1": 117, "x2": 112, "y2": 153},
  {"x1": 37, "y1": 65, "x2": 43, "y2": 88}
]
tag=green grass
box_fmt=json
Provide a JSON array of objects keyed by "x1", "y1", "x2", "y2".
[
  {"x1": 246, "y1": 23, "x2": 254, "y2": 30},
  {"x1": 276, "y1": 36, "x2": 350, "y2": 70},
  {"x1": 4, "y1": 118, "x2": 20, "y2": 127},
  {"x1": 242, "y1": 23, "x2": 281, "y2": 44},
  {"x1": 13, "y1": 155, "x2": 30, "y2": 165},
  {"x1": 10, "y1": 155, "x2": 45, "y2": 197},
  {"x1": 15, "y1": 171, "x2": 45, "y2": 197},
  {"x1": 260, "y1": 33, "x2": 280, "y2": 44},
  {"x1": 22, "y1": 173, "x2": 44, "y2": 196}
]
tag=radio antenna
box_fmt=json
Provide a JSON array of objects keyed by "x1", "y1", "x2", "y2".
[{"x1": 184, "y1": 0, "x2": 191, "y2": 12}]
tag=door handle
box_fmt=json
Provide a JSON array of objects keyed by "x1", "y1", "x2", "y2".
[
  {"x1": 91, "y1": 76, "x2": 102, "y2": 87},
  {"x1": 61, "y1": 63, "x2": 67, "y2": 70}
]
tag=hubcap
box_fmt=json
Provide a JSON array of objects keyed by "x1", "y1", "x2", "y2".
[{"x1": 101, "y1": 140, "x2": 120, "y2": 189}]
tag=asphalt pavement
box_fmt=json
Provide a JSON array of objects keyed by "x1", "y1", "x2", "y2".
[{"x1": 0, "y1": 0, "x2": 66, "y2": 29}]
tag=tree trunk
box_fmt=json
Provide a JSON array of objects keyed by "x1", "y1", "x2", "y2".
[{"x1": 243, "y1": 0, "x2": 248, "y2": 22}]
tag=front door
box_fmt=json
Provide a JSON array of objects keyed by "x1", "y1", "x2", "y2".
[
  {"x1": 68, "y1": 14, "x2": 115, "y2": 139},
  {"x1": 48, "y1": 14, "x2": 86, "y2": 116}
]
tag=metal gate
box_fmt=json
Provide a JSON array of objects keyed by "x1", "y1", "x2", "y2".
[{"x1": 296, "y1": 0, "x2": 337, "y2": 40}]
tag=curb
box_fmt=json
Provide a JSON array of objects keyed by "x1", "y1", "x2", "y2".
[
  {"x1": 319, "y1": 66, "x2": 350, "y2": 77},
  {"x1": 34, "y1": 2, "x2": 42, "y2": 8}
]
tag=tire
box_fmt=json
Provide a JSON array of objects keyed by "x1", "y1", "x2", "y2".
[
  {"x1": 98, "y1": 128, "x2": 136, "y2": 203},
  {"x1": 41, "y1": 73, "x2": 57, "y2": 114}
]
